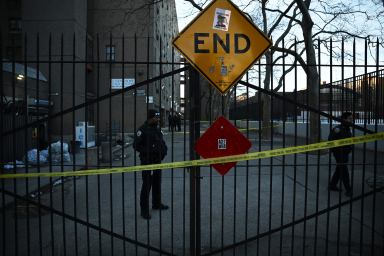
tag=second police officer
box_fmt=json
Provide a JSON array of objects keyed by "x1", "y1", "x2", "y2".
[{"x1": 328, "y1": 112, "x2": 353, "y2": 197}]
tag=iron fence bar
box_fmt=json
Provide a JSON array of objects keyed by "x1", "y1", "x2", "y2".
[
  {"x1": 341, "y1": 39, "x2": 345, "y2": 115},
  {"x1": 0, "y1": 188, "x2": 176, "y2": 256},
  {"x1": 335, "y1": 38, "x2": 345, "y2": 256},
  {"x1": 108, "y1": 32, "x2": 114, "y2": 256},
  {"x1": 133, "y1": 33, "x2": 137, "y2": 255},
  {"x1": 0, "y1": 33, "x2": 4, "y2": 255},
  {"x1": 189, "y1": 67, "x2": 201, "y2": 256},
  {"x1": 381, "y1": 68, "x2": 384, "y2": 256},
  {"x1": 371, "y1": 38, "x2": 380, "y2": 256},
  {"x1": 348, "y1": 37, "x2": 357, "y2": 256},
  {"x1": 233, "y1": 83, "x2": 238, "y2": 256},
  {"x1": 1, "y1": 67, "x2": 189, "y2": 137},
  {"x1": 72, "y1": 33, "x2": 79, "y2": 256},
  {"x1": 96, "y1": 34, "x2": 102, "y2": 256},
  {"x1": 171, "y1": 43, "x2": 175, "y2": 256},
  {"x1": 48, "y1": 33, "x2": 55, "y2": 256},
  {"x1": 325, "y1": 38, "x2": 333, "y2": 256},
  {"x1": 85, "y1": 33, "x2": 90, "y2": 256},
  {"x1": 257, "y1": 61, "x2": 262, "y2": 256},
  {"x1": 145, "y1": 35, "x2": 150, "y2": 256},
  {"x1": 158, "y1": 37, "x2": 163, "y2": 254},
  {"x1": 133, "y1": 33, "x2": 141, "y2": 255},
  {"x1": 303, "y1": 43, "x2": 310, "y2": 256},
  {"x1": 268, "y1": 52, "x2": 275, "y2": 256},
  {"x1": 11, "y1": 34, "x2": 18, "y2": 256},
  {"x1": 359, "y1": 38, "x2": 369, "y2": 256},
  {"x1": 59, "y1": 33, "x2": 67, "y2": 256},
  {"x1": 201, "y1": 186, "x2": 384, "y2": 256},
  {"x1": 279, "y1": 38, "x2": 287, "y2": 256},
  {"x1": 121, "y1": 33, "x2": 126, "y2": 256},
  {"x1": 244, "y1": 71, "x2": 249, "y2": 256},
  {"x1": 23, "y1": 33, "x2": 31, "y2": 256},
  {"x1": 36, "y1": 33, "x2": 44, "y2": 256},
  {"x1": 313, "y1": 37, "x2": 321, "y2": 256},
  {"x1": 209, "y1": 85, "x2": 213, "y2": 254},
  {"x1": 291, "y1": 41, "x2": 298, "y2": 256},
  {"x1": 183, "y1": 67, "x2": 187, "y2": 256}
]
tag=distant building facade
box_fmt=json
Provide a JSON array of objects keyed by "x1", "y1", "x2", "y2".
[
  {"x1": 1, "y1": 0, "x2": 180, "y2": 140},
  {"x1": 230, "y1": 69, "x2": 384, "y2": 123}
]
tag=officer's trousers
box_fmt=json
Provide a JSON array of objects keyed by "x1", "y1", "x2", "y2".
[
  {"x1": 140, "y1": 169, "x2": 162, "y2": 211},
  {"x1": 330, "y1": 153, "x2": 351, "y2": 191}
]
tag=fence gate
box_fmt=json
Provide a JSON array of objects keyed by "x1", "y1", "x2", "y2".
[{"x1": 1, "y1": 34, "x2": 384, "y2": 256}]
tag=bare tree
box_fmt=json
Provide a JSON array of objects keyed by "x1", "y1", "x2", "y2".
[{"x1": 182, "y1": 0, "x2": 384, "y2": 141}]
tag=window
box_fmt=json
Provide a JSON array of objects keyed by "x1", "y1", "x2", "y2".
[
  {"x1": 106, "y1": 45, "x2": 115, "y2": 61},
  {"x1": 9, "y1": 18, "x2": 21, "y2": 33}
]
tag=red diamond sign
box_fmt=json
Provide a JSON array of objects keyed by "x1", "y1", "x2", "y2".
[{"x1": 195, "y1": 116, "x2": 252, "y2": 175}]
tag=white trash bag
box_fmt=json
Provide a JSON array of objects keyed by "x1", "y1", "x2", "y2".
[
  {"x1": 50, "y1": 141, "x2": 71, "y2": 162},
  {"x1": 26, "y1": 149, "x2": 47, "y2": 165},
  {"x1": 50, "y1": 141, "x2": 69, "y2": 154}
]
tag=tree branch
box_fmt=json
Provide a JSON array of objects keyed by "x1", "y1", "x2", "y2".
[
  {"x1": 266, "y1": 6, "x2": 302, "y2": 31},
  {"x1": 313, "y1": 30, "x2": 369, "y2": 40},
  {"x1": 271, "y1": 45, "x2": 308, "y2": 74},
  {"x1": 274, "y1": 7, "x2": 300, "y2": 46},
  {"x1": 273, "y1": 48, "x2": 305, "y2": 92},
  {"x1": 184, "y1": 0, "x2": 203, "y2": 11},
  {"x1": 108, "y1": 0, "x2": 163, "y2": 32}
]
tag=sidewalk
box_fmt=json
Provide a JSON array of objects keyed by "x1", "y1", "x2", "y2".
[{"x1": 0, "y1": 131, "x2": 383, "y2": 255}]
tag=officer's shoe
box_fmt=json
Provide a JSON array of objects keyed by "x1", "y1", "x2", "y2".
[
  {"x1": 152, "y1": 204, "x2": 169, "y2": 210},
  {"x1": 345, "y1": 190, "x2": 353, "y2": 197},
  {"x1": 141, "y1": 209, "x2": 151, "y2": 220},
  {"x1": 328, "y1": 184, "x2": 342, "y2": 192}
]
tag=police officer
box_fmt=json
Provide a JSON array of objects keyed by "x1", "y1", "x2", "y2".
[
  {"x1": 328, "y1": 112, "x2": 353, "y2": 197},
  {"x1": 133, "y1": 109, "x2": 168, "y2": 219}
]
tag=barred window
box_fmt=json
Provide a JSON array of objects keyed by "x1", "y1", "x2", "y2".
[
  {"x1": 9, "y1": 18, "x2": 21, "y2": 33},
  {"x1": 105, "y1": 45, "x2": 115, "y2": 61}
]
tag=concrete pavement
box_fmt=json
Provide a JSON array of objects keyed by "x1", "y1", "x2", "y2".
[{"x1": 1, "y1": 129, "x2": 383, "y2": 255}]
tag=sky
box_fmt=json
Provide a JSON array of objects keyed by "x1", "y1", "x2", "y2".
[
  {"x1": 175, "y1": 0, "x2": 200, "y2": 31},
  {"x1": 173, "y1": 0, "x2": 384, "y2": 94}
]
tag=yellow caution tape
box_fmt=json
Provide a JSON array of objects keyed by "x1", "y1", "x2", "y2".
[
  {"x1": 1, "y1": 132, "x2": 383, "y2": 179},
  {"x1": 171, "y1": 124, "x2": 281, "y2": 134}
]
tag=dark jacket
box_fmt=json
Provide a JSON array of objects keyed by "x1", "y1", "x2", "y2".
[
  {"x1": 133, "y1": 121, "x2": 167, "y2": 164},
  {"x1": 328, "y1": 124, "x2": 352, "y2": 160}
]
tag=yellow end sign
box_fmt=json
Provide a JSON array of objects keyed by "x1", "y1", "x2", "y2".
[{"x1": 172, "y1": 0, "x2": 272, "y2": 94}]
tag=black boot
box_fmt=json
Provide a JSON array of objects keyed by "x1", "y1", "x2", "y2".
[
  {"x1": 141, "y1": 209, "x2": 151, "y2": 219},
  {"x1": 152, "y1": 203, "x2": 169, "y2": 210}
]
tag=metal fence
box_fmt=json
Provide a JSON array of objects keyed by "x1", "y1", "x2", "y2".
[{"x1": 1, "y1": 34, "x2": 384, "y2": 256}]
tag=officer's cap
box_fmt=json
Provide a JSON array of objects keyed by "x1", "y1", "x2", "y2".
[{"x1": 148, "y1": 109, "x2": 160, "y2": 119}]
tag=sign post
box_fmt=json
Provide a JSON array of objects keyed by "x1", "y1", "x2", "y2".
[
  {"x1": 188, "y1": 67, "x2": 201, "y2": 256},
  {"x1": 172, "y1": 0, "x2": 271, "y2": 254}
]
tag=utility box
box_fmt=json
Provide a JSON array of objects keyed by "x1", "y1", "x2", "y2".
[{"x1": 75, "y1": 122, "x2": 95, "y2": 148}]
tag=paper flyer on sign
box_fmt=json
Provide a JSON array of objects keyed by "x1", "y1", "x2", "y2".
[{"x1": 212, "y1": 8, "x2": 231, "y2": 31}]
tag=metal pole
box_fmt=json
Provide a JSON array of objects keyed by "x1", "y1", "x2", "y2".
[{"x1": 189, "y1": 67, "x2": 201, "y2": 256}]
